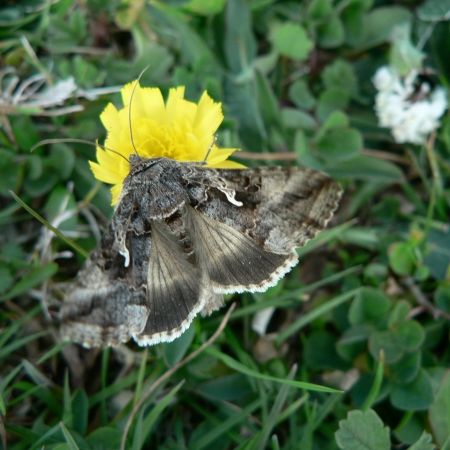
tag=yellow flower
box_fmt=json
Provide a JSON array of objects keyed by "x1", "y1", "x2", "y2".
[{"x1": 89, "y1": 82, "x2": 243, "y2": 205}]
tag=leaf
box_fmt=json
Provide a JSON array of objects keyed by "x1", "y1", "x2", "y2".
[
  {"x1": 256, "y1": 71, "x2": 282, "y2": 127},
  {"x1": 0, "y1": 265, "x2": 13, "y2": 294},
  {"x1": 87, "y1": 427, "x2": 122, "y2": 450},
  {"x1": 316, "y1": 127, "x2": 363, "y2": 162},
  {"x1": 224, "y1": 0, "x2": 256, "y2": 72},
  {"x1": 150, "y1": 4, "x2": 215, "y2": 70},
  {"x1": 271, "y1": 23, "x2": 313, "y2": 61},
  {"x1": 196, "y1": 374, "x2": 251, "y2": 401},
  {"x1": 390, "y1": 352, "x2": 421, "y2": 384},
  {"x1": 394, "y1": 414, "x2": 429, "y2": 447},
  {"x1": 47, "y1": 145, "x2": 76, "y2": 181},
  {"x1": 361, "y1": 354, "x2": 385, "y2": 411},
  {"x1": 115, "y1": 0, "x2": 145, "y2": 28},
  {"x1": 393, "y1": 321, "x2": 425, "y2": 353},
  {"x1": 389, "y1": 24, "x2": 424, "y2": 76},
  {"x1": 335, "y1": 409, "x2": 390, "y2": 450},
  {"x1": 424, "y1": 228, "x2": 450, "y2": 280},
  {"x1": 253, "y1": 367, "x2": 297, "y2": 449},
  {"x1": 72, "y1": 390, "x2": 89, "y2": 435},
  {"x1": 325, "y1": 155, "x2": 404, "y2": 182},
  {"x1": 435, "y1": 285, "x2": 450, "y2": 313},
  {"x1": 319, "y1": 111, "x2": 350, "y2": 134},
  {"x1": 348, "y1": 288, "x2": 391, "y2": 326},
  {"x1": 289, "y1": 79, "x2": 316, "y2": 110},
  {"x1": 276, "y1": 288, "x2": 360, "y2": 344},
  {"x1": 418, "y1": 0, "x2": 450, "y2": 22},
  {"x1": 1, "y1": 262, "x2": 58, "y2": 301},
  {"x1": 317, "y1": 14, "x2": 345, "y2": 48},
  {"x1": 224, "y1": 76, "x2": 267, "y2": 149},
  {"x1": 388, "y1": 301, "x2": 411, "y2": 327},
  {"x1": 408, "y1": 432, "x2": 436, "y2": 450},
  {"x1": 316, "y1": 88, "x2": 349, "y2": 121},
  {"x1": 59, "y1": 422, "x2": 80, "y2": 450},
  {"x1": 189, "y1": 399, "x2": 261, "y2": 450},
  {"x1": 361, "y1": 6, "x2": 412, "y2": 48},
  {"x1": 307, "y1": 0, "x2": 333, "y2": 20},
  {"x1": 162, "y1": 325, "x2": 195, "y2": 366},
  {"x1": 0, "y1": 150, "x2": 20, "y2": 195},
  {"x1": 390, "y1": 369, "x2": 434, "y2": 411},
  {"x1": 281, "y1": 108, "x2": 316, "y2": 131},
  {"x1": 429, "y1": 371, "x2": 450, "y2": 447},
  {"x1": 337, "y1": 325, "x2": 372, "y2": 362},
  {"x1": 11, "y1": 115, "x2": 40, "y2": 150},
  {"x1": 304, "y1": 330, "x2": 347, "y2": 370},
  {"x1": 131, "y1": 381, "x2": 184, "y2": 450},
  {"x1": 341, "y1": 0, "x2": 372, "y2": 47},
  {"x1": 369, "y1": 330, "x2": 404, "y2": 364},
  {"x1": 339, "y1": 227, "x2": 379, "y2": 250},
  {"x1": 43, "y1": 186, "x2": 78, "y2": 232},
  {"x1": 184, "y1": 0, "x2": 226, "y2": 15},
  {"x1": 222, "y1": 0, "x2": 266, "y2": 149},
  {"x1": 389, "y1": 242, "x2": 417, "y2": 275},
  {"x1": 322, "y1": 59, "x2": 358, "y2": 97}
]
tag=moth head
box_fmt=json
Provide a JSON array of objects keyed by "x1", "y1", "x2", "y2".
[{"x1": 128, "y1": 155, "x2": 170, "y2": 177}]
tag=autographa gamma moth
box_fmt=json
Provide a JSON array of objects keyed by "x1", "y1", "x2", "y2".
[{"x1": 60, "y1": 156, "x2": 342, "y2": 347}]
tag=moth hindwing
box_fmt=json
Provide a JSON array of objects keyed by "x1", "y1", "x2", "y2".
[{"x1": 61, "y1": 156, "x2": 343, "y2": 347}]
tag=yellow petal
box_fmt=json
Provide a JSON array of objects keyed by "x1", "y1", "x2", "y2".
[
  {"x1": 194, "y1": 92, "x2": 223, "y2": 137},
  {"x1": 110, "y1": 183, "x2": 123, "y2": 206},
  {"x1": 166, "y1": 86, "x2": 185, "y2": 104},
  {"x1": 206, "y1": 146, "x2": 239, "y2": 165},
  {"x1": 140, "y1": 87, "x2": 165, "y2": 121},
  {"x1": 166, "y1": 87, "x2": 196, "y2": 125},
  {"x1": 100, "y1": 103, "x2": 120, "y2": 131},
  {"x1": 120, "y1": 81, "x2": 138, "y2": 107},
  {"x1": 96, "y1": 147, "x2": 123, "y2": 173},
  {"x1": 209, "y1": 159, "x2": 246, "y2": 169},
  {"x1": 121, "y1": 81, "x2": 150, "y2": 122},
  {"x1": 89, "y1": 161, "x2": 122, "y2": 184}
]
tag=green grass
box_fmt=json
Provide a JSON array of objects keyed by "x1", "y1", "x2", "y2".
[{"x1": 1, "y1": 0, "x2": 450, "y2": 449}]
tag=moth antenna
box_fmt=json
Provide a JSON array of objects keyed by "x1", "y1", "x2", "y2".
[
  {"x1": 128, "y1": 66, "x2": 150, "y2": 159},
  {"x1": 31, "y1": 138, "x2": 130, "y2": 164},
  {"x1": 202, "y1": 135, "x2": 217, "y2": 165}
]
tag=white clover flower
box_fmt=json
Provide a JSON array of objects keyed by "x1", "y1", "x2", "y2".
[
  {"x1": 373, "y1": 65, "x2": 448, "y2": 145},
  {"x1": 373, "y1": 66, "x2": 399, "y2": 92}
]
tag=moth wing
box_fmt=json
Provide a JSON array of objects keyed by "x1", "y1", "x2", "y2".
[
  {"x1": 60, "y1": 217, "x2": 208, "y2": 347},
  {"x1": 188, "y1": 166, "x2": 342, "y2": 252},
  {"x1": 256, "y1": 166, "x2": 343, "y2": 248},
  {"x1": 186, "y1": 206, "x2": 298, "y2": 294},
  {"x1": 134, "y1": 221, "x2": 207, "y2": 345},
  {"x1": 184, "y1": 165, "x2": 342, "y2": 295},
  {"x1": 60, "y1": 252, "x2": 149, "y2": 348}
]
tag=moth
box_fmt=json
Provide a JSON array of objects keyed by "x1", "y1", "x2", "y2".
[{"x1": 60, "y1": 156, "x2": 342, "y2": 347}]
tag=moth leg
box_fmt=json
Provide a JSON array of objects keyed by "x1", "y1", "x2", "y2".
[{"x1": 185, "y1": 206, "x2": 298, "y2": 294}]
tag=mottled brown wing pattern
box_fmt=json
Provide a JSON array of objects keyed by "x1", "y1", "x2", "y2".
[
  {"x1": 184, "y1": 166, "x2": 342, "y2": 251},
  {"x1": 60, "y1": 158, "x2": 342, "y2": 347}
]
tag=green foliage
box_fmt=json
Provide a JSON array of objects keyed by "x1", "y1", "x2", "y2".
[
  {"x1": 335, "y1": 409, "x2": 390, "y2": 450},
  {"x1": 271, "y1": 23, "x2": 313, "y2": 61},
  {"x1": 1, "y1": 0, "x2": 449, "y2": 449}
]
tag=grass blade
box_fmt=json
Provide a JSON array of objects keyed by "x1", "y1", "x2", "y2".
[
  {"x1": 206, "y1": 347, "x2": 341, "y2": 394},
  {"x1": 275, "y1": 288, "x2": 361, "y2": 344}
]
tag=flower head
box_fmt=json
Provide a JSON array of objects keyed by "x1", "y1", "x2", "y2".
[
  {"x1": 90, "y1": 82, "x2": 243, "y2": 205},
  {"x1": 373, "y1": 66, "x2": 448, "y2": 145}
]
